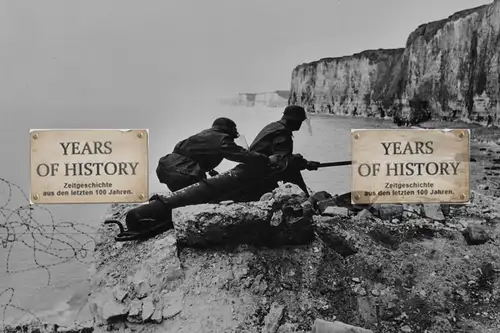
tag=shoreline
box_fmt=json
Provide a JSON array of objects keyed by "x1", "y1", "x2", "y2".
[
  {"x1": 417, "y1": 120, "x2": 500, "y2": 198},
  {"x1": 307, "y1": 112, "x2": 500, "y2": 197}
]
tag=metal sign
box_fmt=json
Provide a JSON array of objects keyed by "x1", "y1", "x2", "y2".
[
  {"x1": 30, "y1": 129, "x2": 149, "y2": 204},
  {"x1": 351, "y1": 128, "x2": 470, "y2": 205}
]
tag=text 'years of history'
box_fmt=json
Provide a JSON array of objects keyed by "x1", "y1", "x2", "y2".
[{"x1": 34, "y1": 140, "x2": 141, "y2": 178}]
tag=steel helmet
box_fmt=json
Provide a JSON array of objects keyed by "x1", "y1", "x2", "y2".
[
  {"x1": 212, "y1": 117, "x2": 239, "y2": 138},
  {"x1": 282, "y1": 105, "x2": 307, "y2": 121}
]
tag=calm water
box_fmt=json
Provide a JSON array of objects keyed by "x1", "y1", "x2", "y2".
[{"x1": 0, "y1": 98, "x2": 395, "y2": 325}]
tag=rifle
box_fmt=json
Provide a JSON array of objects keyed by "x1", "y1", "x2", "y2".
[{"x1": 317, "y1": 161, "x2": 352, "y2": 168}]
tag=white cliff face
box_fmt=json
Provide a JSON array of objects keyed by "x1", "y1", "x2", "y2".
[
  {"x1": 254, "y1": 91, "x2": 289, "y2": 107},
  {"x1": 228, "y1": 90, "x2": 290, "y2": 107},
  {"x1": 400, "y1": 1, "x2": 500, "y2": 124},
  {"x1": 290, "y1": 1, "x2": 500, "y2": 125},
  {"x1": 289, "y1": 49, "x2": 404, "y2": 118}
]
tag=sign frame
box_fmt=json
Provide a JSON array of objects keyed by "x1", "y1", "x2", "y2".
[
  {"x1": 29, "y1": 128, "x2": 150, "y2": 205},
  {"x1": 350, "y1": 128, "x2": 471, "y2": 205}
]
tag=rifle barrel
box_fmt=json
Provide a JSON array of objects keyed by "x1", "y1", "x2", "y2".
[{"x1": 318, "y1": 161, "x2": 352, "y2": 168}]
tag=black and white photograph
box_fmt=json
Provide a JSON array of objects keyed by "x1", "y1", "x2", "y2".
[{"x1": 1, "y1": 0, "x2": 500, "y2": 332}]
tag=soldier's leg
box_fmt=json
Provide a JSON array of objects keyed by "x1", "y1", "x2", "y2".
[
  {"x1": 125, "y1": 199, "x2": 172, "y2": 231},
  {"x1": 156, "y1": 167, "x2": 200, "y2": 192}
]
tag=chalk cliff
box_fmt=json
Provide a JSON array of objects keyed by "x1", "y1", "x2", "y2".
[
  {"x1": 289, "y1": 48, "x2": 405, "y2": 118},
  {"x1": 223, "y1": 90, "x2": 290, "y2": 107},
  {"x1": 289, "y1": 1, "x2": 500, "y2": 125}
]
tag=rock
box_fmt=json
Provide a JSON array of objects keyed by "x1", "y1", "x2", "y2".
[
  {"x1": 441, "y1": 204, "x2": 451, "y2": 217},
  {"x1": 273, "y1": 182, "x2": 307, "y2": 202},
  {"x1": 314, "y1": 216, "x2": 360, "y2": 257},
  {"x1": 150, "y1": 308, "x2": 163, "y2": 323},
  {"x1": 309, "y1": 191, "x2": 334, "y2": 211},
  {"x1": 354, "y1": 209, "x2": 373, "y2": 221},
  {"x1": 89, "y1": 230, "x2": 183, "y2": 327},
  {"x1": 301, "y1": 200, "x2": 314, "y2": 217},
  {"x1": 233, "y1": 264, "x2": 249, "y2": 281},
  {"x1": 161, "y1": 289, "x2": 183, "y2": 319},
  {"x1": 311, "y1": 319, "x2": 373, "y2": 333},
  {"x1": 463, "y1": 224, "x2": 491, "y2": 245},
  {"x1": 127, "y1": 299, "x2": 143, "y2": 323},
  {"x1": 323, "y1": 206, "x2": 349, "y2": 217},
  {"x1": 478, "y1": 184, "x2": 490, "y2": 191},
  {"x1": 400, "y1": 325, "x2": 412, "y2": 332},
  {"x1": 89, "y1": 292, "x2": 129, "y2": 325},
  {"x1": 318, "y1": 198, "x2": 336, "y2": 213},
  {"x1": 423, "y1": 204, "x2": 446, "y2": 221},
  {"x1": 371, "y1": 204, "x2": 404, "y2": 220},
  {"x1": 260, "y1": 192, "x2": 274, "y2": 201},
  {"x1": 141, "y1": 295, "x2": 155, "y2": 321},
  {"x1": 277, "y1": 322, "x2": 305, "y2": 333},
  {"x1": 308, "y1": 190, "x2": 333, "y2": 204},
  {"x1": 262, "y1": 302, "x2": 285, "y2": 333},
  {"x1": 271, "y1": 210, "x2": 284, "y2": 226},
  {"x1": 402, "y1": 204, "x2": 423, "y2": 219},
  {"x1": 113, "y1": 286, "x2": 128, "y2": 303},
  {"x1": 252, "y1": 274, "x2": 268, "y2": 294},
  {"x1": 173, "y1": 185, "x2": 314, "y2": 248}
]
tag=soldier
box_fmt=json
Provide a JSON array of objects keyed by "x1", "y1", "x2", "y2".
[
  {"x1": 109, "y1": 106, "x2": 320, "y2": 241},
  {"x1": 156, "y1": 117, "x2": 272, "y2": 191}
]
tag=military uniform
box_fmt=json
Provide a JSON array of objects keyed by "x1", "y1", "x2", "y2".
[
  {"x1": 232, "y1": 119, "x2": 310, "y2": 200},
  {"x1": 114, "y1": 107, "x2": 319, "y2": 242},
  {"x1": 156, "y1": 122, "x2": 269, "y2": 192}
]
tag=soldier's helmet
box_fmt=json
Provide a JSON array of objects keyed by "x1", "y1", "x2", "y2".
[
  {"x1": 212, "y1": 117, "x2": 239, "y2": 138},
  {"x1": 282, "y1": 105, "x2": 307, "y2": 121}
]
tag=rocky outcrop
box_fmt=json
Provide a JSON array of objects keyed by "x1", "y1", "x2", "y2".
[
  {"x1": 290, "y1": 1, "x2": 500, "y2": 126},
  {"x1": 289, "y1": 49, "x2": 405, "y2": 119},
  {"x1": 224, "y1": 90, "x2": 290, "y2": 107},
  {"x1": 83, "y1": 182, "x2": 500, "y2": 333},
  {"x1": 172, "y1": 187, "x2": 314, "y2": 248}
]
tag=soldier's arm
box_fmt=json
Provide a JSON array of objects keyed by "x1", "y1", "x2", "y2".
[
  {"x1": 271, "y1": 133, "x2": 307, "y2": 169},
  {"x1": 218, "y1": 137, "x2": 269, "y2": 165},
  {"x1": 270, "y1": 132, "x2": 293, "y2": 156},
  {"x1": 271, "y1": 133, "x2": 309, "y2": 194}
]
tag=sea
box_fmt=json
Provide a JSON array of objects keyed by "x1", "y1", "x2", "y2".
[{"x1": 0, "y1": 97, "x2": 395, "y2": 326}]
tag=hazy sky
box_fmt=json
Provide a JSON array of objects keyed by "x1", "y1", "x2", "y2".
[{"x1": 0, "y1": 0, "x2": 492, "y2": 109}]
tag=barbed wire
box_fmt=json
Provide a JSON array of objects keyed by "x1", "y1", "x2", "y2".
[{"x1": 0, "y1": 177, "x2": 99, "y2": 329}]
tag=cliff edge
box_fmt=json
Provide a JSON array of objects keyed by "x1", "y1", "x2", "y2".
[
  {"x1": 221, "y1": 90, "x2": 290, "y2": 107},
  {"x1": 289, "y1": 1, "x2": 500, "y2": 126}
]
